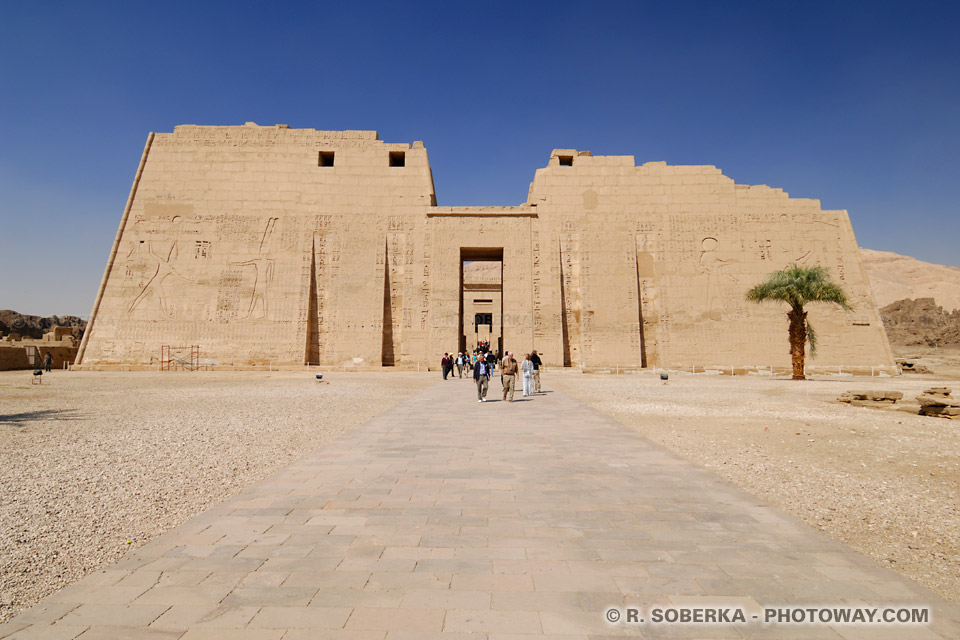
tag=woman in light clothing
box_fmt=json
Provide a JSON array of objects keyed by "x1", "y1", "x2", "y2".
[{"x1": 521, "y1": 353, "x2": 534, "y2": 397}]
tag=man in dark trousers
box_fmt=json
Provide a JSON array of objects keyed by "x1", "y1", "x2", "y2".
[
  {"x1": 473, "y1": 353, "x2": 489, "y2": 402},
  {"x1": 441, "y1": 353, "x2": 450, "y2": 379},
  {"x1": 530, "y1": 350, "x2": 543, "y2": 393}
]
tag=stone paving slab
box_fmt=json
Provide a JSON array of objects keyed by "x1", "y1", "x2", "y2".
[{"x1": 4, "y1": 380, "x2": 960, "y2": 639}]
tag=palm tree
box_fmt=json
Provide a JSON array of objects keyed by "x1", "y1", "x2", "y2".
[{"x1": 746, "y1": 264, "x2": 850, "y2": 380}]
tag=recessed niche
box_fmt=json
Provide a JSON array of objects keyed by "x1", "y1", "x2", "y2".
[
  {"x1": 389, "y1": 151, "x2": 406, "y2": 167},
  {"x1": 318, "y1": 151, "x2": 335, "y2": 167},
  {"x1": 558, "y1": 155, "x2": 574, "y2": 166}
]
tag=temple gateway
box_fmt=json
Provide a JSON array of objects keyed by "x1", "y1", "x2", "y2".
[{"x1": 77, "y1": 124, "x2": 895, "y2": 373}]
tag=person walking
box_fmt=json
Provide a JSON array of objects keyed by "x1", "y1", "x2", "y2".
[
  {"x1": 44, "y1": 352, "x2": 53, "y2": 373},
  {"x1": 441, "y1": 353, "x2": 450, "y2": 380},
  {"x1": 530, "y1": 350, "x2": 543, "y2": 393},
  {"x1": 521, "y1": 353, "x2": 534, "y2": 397},
  {"x1": 456, "y1": 352, "x2": 464, "y2": 378},
  {"x1": 473, "y1": 353, "x2": 489, "y2": 402},
  {"x1": 501, "y1": 352, "x2": 518, "y2": 402}
]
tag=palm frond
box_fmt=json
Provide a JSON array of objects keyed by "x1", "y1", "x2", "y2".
[
  {"x1": 806, "y1": 320, "x2": 817, "y2": 356},
  {"x1": 745, "y1": 263, "x2": 851, "y2": 311}
]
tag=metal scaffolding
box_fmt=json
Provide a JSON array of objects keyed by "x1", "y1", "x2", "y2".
[{"x1": 160, "y1": 345, "x2": 200, "y2": 371}]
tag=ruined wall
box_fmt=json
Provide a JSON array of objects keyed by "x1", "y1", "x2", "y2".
[
  {"x1": 0, "y1": 346, "x2": 31, "y2": 371},
  {"x1": 0, "y1": 343, "x2": 77, "y2": 371},
  {"x1": 527, "y1": 153, "x2": 894, "y2": 371},
  {"x1": 79, "y1": 125, "x2": 894, "y2": 373}
]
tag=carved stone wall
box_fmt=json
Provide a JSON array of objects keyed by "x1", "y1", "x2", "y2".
[{"x1": 78, "y1": 125, "x2": 895, "y2": 373}]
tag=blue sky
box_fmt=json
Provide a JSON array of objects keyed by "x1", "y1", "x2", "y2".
[{"x1": 1, "y1": 1, "x2": 958, "y2": 316}]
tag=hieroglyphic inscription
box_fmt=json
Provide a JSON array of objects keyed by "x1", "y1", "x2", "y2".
[
  {"x1": 216, "y1": 269, "x2": 243, "y2": 320},
  {"x1": 313, "y1": 232, "x2": 330, "y2": 356},
  {"x1": 531, "y1": 228, "x2": 545, "y2": 338},
  {"x1": 194, "y1": 241, "x2": 211, "y2": 259}
]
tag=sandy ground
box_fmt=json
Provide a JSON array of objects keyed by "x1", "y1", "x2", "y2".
[
  {"x1": 0, "y1": 370, "x2": 433, "y2": 622},
  {"x1": 548, "y1": 366, "x2": 960, "y2": 605}
]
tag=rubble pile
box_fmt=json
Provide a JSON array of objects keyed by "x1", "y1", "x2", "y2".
[
  {"x1": 897, "y1": 359, "x2": 933, "y2": 374},
  {"x1": 916, "y1": 387, "x2": 960, "y2": 419}
]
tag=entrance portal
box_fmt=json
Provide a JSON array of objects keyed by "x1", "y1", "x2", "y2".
[{"x1": 460, "y1": 248, "x2": 503, "y2": 357}]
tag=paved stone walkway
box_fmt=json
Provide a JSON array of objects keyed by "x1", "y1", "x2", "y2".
[{"x1": 4, "y1": 379, "x2": 960, "y2": 639}]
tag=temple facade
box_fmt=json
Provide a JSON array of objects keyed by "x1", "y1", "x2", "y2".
[{"x1": 77, "y1": 123, "x2": 895, "y2": 373}]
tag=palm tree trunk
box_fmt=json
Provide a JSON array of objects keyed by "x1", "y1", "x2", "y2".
[{"x1": 788, "y1": 307, "x2": 807, "y2": 380}]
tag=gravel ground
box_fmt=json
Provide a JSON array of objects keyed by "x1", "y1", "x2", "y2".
[
  {"x1": 548, "y1": 368, "x2": 960, "y2": 605},
  {"x1": 0, "y1": 370, "x2": 433, "y2": 622}
]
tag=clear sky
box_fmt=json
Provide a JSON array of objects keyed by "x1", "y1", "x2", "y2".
[{"x1": 1, "y1": 1, "x2": 958, "y2": 316}]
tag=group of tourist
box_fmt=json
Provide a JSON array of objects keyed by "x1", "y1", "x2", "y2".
[
  {"x1": 440, "y1": 342, "x2": 502, "y2": 380},
  {"x1": 441, "y1": 348, "x2": 543, "y2": 403},
  {"x1": 440, "y1": 351, "x2": 493, "y2": 379},
  {"x1": 464, "y1": 350, "x2": 543, "y2": 402}
]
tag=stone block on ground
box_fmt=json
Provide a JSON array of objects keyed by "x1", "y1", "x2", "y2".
[
  {"x1": 917, "y1": 394, "x2": 960, "y2": 408},
  {"x1": 920, "y1": 405, "x2": 960, "y2": 418},
  {"x1": 848, "y1": 399, "x2": 900, "y2": 410},
  {"x1": 920, "y1": 407, "x2": 960, "y2": 417},
  {"x1": 838, "y1": 390, "x2": 903, "y2": 403}
]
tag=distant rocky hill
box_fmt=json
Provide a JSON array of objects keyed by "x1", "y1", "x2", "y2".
[
  {"x1": 0, "y1": 310, "x2": 86, "y2": 340},
  {"x1": 859, "y1": 249, "x2": 960, "y2": 353},
  {"x1": 880, "y1": 298, "x2": 960, "y2": 350},
  {"x1": 861, "y1": 248, "x2": 960, "y2": 312}
]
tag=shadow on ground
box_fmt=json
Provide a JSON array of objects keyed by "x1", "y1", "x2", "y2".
[{"x1": 0, "y1": 409, "x2": 82, "y2": 425}]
